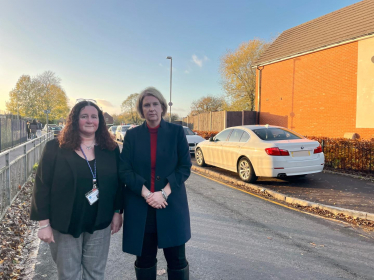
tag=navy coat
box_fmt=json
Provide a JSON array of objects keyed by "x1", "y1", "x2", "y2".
[{"x1": 119, "y1": 119, "x2": 192, "y2": 256}]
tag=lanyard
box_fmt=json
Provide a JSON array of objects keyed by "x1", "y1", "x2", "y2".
[{"x1": 80, "y1": 146, "x2": 97, "y2": 181}]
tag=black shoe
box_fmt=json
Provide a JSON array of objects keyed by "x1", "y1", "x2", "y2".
[
  {"x1": 134, "y1": 262, "x2": 157, "y2": 280},
  {"x1": 167, "y1": 263, "x2": 189, "y2": 280}
]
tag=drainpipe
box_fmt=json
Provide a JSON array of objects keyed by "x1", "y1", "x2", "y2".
[{"x1": 256, "y1": 65, "x2": 264, "y2": 124}]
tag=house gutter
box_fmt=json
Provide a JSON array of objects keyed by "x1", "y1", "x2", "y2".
[
  {"x1": 256, "y1": 66, "x2": 264, "y2": 124},
  {"x1": 252, "y1": 33, "x2": 374, "y2": 67}
]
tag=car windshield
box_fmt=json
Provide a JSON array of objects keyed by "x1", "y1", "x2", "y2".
[
  {"x1": 252, "y1": 128, "x2": 303, "y2": 141},
  {"x1": 48, "y1": 126, "x2": 61, "y2": 130},
  {"x1": 183, "y1": 127, "x2": 195, "y2": 135},
  {"x1": 122, "y1": 127, "x2": 129, "y2": 132}
]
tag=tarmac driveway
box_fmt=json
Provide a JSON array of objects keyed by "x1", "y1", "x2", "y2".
[{"x1": 190, "y1": 156, "x2": 374, "y2": 214}]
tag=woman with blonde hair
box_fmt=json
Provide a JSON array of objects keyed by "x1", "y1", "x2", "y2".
[{"x1": 119, "y1": 87, "x2": 191, "y2": 280}]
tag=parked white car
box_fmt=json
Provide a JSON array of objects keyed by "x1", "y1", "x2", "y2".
[
  {"x1": 183, "y1": 126, "x2": 205, "y2": 154},
  {"x1": 115, "y1": 125, "x2": 131, "y2": 142},
  {"x1": 195, "y1": 125, "x2": 324, "y2": 183}
]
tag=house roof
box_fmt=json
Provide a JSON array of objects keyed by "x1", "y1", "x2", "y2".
[{"x1": 255, "y1": 0, "x2": 374, "y2": 66}]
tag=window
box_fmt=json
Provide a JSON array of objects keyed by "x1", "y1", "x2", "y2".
[
  {"x1": 252, "y1": 128, "x2": 303, "y2": 141},
  {"x1": 122, "y1": 127, "x2": 129, "y2": 132},
  {"x1": 183, "y1": 127, "x2": 195, "y2": 135},
  {"x1": 214, "y1": 129, "x2": 232, "y2": 142},
  {"x1": 228, "y1": 129, "x2": 244, "y2": 142},
  {"x1": 240, "y1": 132, "x2": 250, "y2": 142}
]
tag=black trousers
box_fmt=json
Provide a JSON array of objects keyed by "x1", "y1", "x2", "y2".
[{"x1": 136, "y1": 231, "x2": 188, "y2": 270}]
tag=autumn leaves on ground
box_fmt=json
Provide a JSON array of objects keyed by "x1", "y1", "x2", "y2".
[{"x1": 0, "y1": 169, "x2": 39, "y2": 280}]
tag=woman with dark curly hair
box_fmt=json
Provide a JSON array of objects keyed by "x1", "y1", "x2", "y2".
[{"x1": 30, "y1": 100, "x2": 123, "y2": 280}]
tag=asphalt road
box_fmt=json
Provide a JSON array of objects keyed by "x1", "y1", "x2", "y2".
[
  {"x1": 190, "y1": 156, "x2": 374, "y2": 214},
  {"x1": 33, "y1": 172, "x2": 374, "y2": 280}
]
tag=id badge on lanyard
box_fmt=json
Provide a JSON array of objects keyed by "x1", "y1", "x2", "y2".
[
  {"x1": 85, "y1": 179, "x2": 99, "y2": 205},
  {"x1": 80, "y1": 146, "x2": 99, "y2": 205}
]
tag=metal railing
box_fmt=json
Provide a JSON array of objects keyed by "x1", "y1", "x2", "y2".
[
  {"x1": 0, "y1": 117, "x2": 27, "y2": 152},
  {"x1": 0, "y1": 132, "x2": 54, "y2": 220}
]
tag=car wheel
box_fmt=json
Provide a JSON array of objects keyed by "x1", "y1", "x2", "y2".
[
  {"x1": 237, "y1": 157, "x2": 257, "y2": 183},
  {"x1": 195, "y1": 148, "x2": 206, "y2": 167}
]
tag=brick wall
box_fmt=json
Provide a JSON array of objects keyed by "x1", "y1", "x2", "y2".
[{"x1": 256, "y1": 41, "x2": 374, "y2": 139}]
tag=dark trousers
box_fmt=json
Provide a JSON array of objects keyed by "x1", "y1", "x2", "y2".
[{"x1": 136, "y1": 232, "x2": 187, "y2": 270}]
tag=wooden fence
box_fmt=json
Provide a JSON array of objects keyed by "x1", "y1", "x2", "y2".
[{"x1": 182, "y1": 111, "x2": 258, "y2": 131}]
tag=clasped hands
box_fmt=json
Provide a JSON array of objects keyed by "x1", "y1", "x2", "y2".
[
  {"x1": 142, "y1": 186, "x2": 169, "y2": 209},
  {"x1": 147, "y1": 191, "x2": 168, "y2": 209}
]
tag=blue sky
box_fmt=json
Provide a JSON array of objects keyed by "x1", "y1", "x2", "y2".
[{"x1": 0, "y1": 0, "x2": 360, "y2": 117}]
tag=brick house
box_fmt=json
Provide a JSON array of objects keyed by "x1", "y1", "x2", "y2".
[
  {"x1": 103, "y1": 112, "x2": 114, "y2": 126},
  {"x1": 254, "y1": 0, "x2": 374, "y2": 139}
]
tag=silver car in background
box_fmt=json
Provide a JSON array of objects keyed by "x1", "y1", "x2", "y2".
[{"x1": 183, "y1": 126, "x2": 205, "y2": 154}]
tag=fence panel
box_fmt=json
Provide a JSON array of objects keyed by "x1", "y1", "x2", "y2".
[
  {"x1": 211, "y1": 111, "x2": 225, "y2": 131},
  {"x1": 226, "y1": 111, "x2": 242, "y2": 128},
  {"x1": 0, "y1": 169, "x2": 6, "y2": 219},
  {"x1": 0, "y1": 117, "x2": 27, "y2": 152},
  {"x1": 0, "y1": 132, "x2": 53, "y2": 220}
]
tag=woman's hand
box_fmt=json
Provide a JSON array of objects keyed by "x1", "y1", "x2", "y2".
[
  {"x1": 111, "y1": 213, "x2": 123, "y2": 235},
  {"x1": 146, "y1": 191, "x2": 168, "y2": 209},
  {"x1": 164, "y1": 183, "x2": 171, "y2": 196},
  {"x1": 141, "y1": 185, "x2": 153, "y2": 199},
  {"x1": 38, "y1": 220, "x2": 54, "y2": 243}
]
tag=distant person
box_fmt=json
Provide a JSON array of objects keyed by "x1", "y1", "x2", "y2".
[
  {"x1": 30, "y1": 120, "x2": 37, "y2": 139},
  {"x1": 119, "y1": 87, "x2": 192, "y2": 279},
  {"x1": 26, "y1": 121, "x2": 31, "y2": 139},
  {"x1": 30, "y1": 100, "x2": 123, "y2": 280}
]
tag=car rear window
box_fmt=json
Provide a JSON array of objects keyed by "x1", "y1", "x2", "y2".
[
  {"x1": 240, "y1": 132, "x2": 250, "y2": 142},
  {"x1": 183, "y1": 127, "x2": 195, "y2": 135},
  {"x1": 252, "y1": 128, "x2": 302, "y2": 141}
]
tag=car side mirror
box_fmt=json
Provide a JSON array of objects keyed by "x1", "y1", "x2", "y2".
[
  {"x1": 209, "y1": 136, "x2": 214, "y2": 142},
  {"x1": 194, "y1": 132, "x2": 198, "y2": 135}
]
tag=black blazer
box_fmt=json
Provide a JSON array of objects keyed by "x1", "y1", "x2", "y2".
[
  {"x1": 30, "y1": 139, "x2": 123, "y2": 233},
  {"x1": 119, "y1": 119, "x2": 192, "y2": 256}
]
